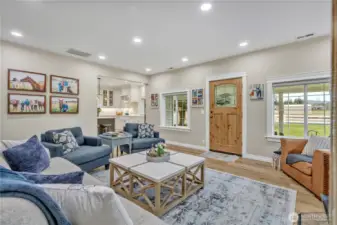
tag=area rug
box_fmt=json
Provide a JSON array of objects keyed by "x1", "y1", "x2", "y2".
[
  {"x1": 91, "y1": 168, "x2": 296, "y2": 225},
  {"x1": 200, "y1": 151, "x2": 239, "y2": 162}
]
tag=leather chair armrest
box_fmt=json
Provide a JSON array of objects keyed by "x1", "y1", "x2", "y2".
[
  {"x1": 280, "y1": 138, "x2": 307, "y2": 166},
  {"x1": 41, "y1": 142, "x2": 63, "y2": 157},
  {"x1": 312, "y1": 149, "x2": 331, "y2": 196},
  {"x1": 83, "y1": 136, "x2": 102, "y2": 146},
  {"x1": 154, "y1": 131, "x2": 160, "y2": 138}
]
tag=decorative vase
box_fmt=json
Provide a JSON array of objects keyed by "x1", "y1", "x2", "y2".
[{"x1": 146, "y1": 152, "x2": 170, "y2": 163}]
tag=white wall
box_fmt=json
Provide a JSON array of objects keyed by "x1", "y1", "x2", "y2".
[
  {"x1": 1, "y1": 41, "x2": 149, "y2": 140},
  {"x1": 147, "y1": 36, "x2": 331, "y2": 158}
]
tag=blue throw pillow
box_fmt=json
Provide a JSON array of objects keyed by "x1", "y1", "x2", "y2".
[
  {"x1": 20, "y1": 171, "x2": 84, "y2": 184},
  {"x1": 3, "y1": 135, "x2": 50, "y2": 173}
]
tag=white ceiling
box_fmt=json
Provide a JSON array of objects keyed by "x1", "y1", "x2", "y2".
[{"x1": 0, "y1": 0, "x2": 331, "y2": 75}]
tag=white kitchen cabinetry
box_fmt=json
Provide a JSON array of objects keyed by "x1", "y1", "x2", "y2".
[
  {"x1": 140, "y1": 85, "x2": 146, "y2": 99},
  {"x1": 130, "y1": 85, "x2": 140, "y2": 102}
]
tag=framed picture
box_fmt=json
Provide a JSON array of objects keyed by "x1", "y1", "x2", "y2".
[
  {"x1": 249, "y1": 84, "x2": 264, "y2": 100},
  {"x1": 8, "y1": 93, "x2": 46, "y2": 114},
  {"x1": 191, "y1": 88, "x2": 204, "y2": 107},
  {"x1": 151, "y1": 93, "x2": 159, "y2": 108},
  {"x1": 8, "y1": 69, "x2": 46, "y2": 92},
  {"x1": 50, "y1": 96, "x2": 79, "y2": 114},
  {"x1": 50, "y1": 75, "x2": 79, "y2": 95}
]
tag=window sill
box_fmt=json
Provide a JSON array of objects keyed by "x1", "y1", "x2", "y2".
[
  {"x1": 160, "y1": 126, "x2": 191, "y2": 132},
  {"x1": 265, "y1": 135, "x2": 308, "y2": 143}
]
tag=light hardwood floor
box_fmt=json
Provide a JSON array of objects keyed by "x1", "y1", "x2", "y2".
[{"x1": 167, "y1": 144, "x2": 324, "y2": 214}]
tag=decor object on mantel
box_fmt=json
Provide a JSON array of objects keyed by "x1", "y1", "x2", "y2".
[
  {"x1": 151, "y1": 93, "x2": 159, "y2": 108},
  {"x1": 50, "y1": 96, "x2": 79, "y2": 114},
  {"x1": 249, "y1": 84, "x2": 264, "y2": 100},
  {"x1": 8, "y1": 69, "x2": 47, "y2": 92},
  {"x1": 191, "y1": 88, "x2": 204, "y2": 107},
  {"x1": 50, "y1": 75, "x2": 79, "y2": 95},
  {"x1": 146, "y1": 143, "x2": 170, "y2": 162},
  {"x1": 8, "y1": 93, "x2": 46, "y2": 114}
]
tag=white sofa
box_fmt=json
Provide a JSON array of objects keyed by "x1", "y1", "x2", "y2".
[{"x1": 0, "y1": 156, "x2": 167, "y2": 225}]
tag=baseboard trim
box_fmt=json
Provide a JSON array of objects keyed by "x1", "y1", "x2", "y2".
[
  {"x1": 166, "y1": 140, "x2": 207, "y2": 151},
  {"x1": 243, "y1": 154, "x2": 272, "y2": 163}
]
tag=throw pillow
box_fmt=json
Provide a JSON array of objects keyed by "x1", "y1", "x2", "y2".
[
  {"x1": 138, "y1": 124, "x2": 154, "y2": 139},
  {"x1": 2, "y1": 135, "x2": 50, "y2": 172},
  {"x1": 40, "y1": 184, "x2": 133, "y2": 225},
  {"x1": 53, "y1": 130, "x2": 79, "y2": 155},
  {"x1": 1, "y1": 139, "x2": 50, "y2": 159},
  {"x1": 21, "y1": 171, "x2": 84, "y2": 184},
  {"x1": 302, "y1": 136, "x2": 330, "y2": 156}
]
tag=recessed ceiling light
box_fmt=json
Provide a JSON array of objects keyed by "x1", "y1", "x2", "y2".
[
  {"x1": 239, "y1": 41, "x2": 249, "y2": 47},
  {"x1": 98, "y1": 55, "x2": 106, "y2": 60},
  {"x1": 133, "y1": 37, "x2": 143, "y2": 44},
  {"x1": 182, "y1": 57, "x2": 189, "y2": 62},
  {"x1": 200, "y1": 3, "x2": 212, "y2": 11},
  {"x1": 145, "y1": 68, "x2": 152, "y2": 72},
  {"x1": 11, "y1": 30, "x2": 23, "y2": 37}
]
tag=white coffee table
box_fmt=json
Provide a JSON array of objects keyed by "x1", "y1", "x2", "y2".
[{"x1": 109, "y1": 151, "x2": 205, "y2": 216}]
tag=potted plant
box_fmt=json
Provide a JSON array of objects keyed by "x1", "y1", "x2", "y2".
[{"x1": 97, "y1": 107, "x2": 102, "y2": 117}]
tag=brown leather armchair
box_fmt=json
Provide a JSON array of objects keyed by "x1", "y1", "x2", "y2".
[{"x1": 280, "y1": 138, "x2": 330, "y2": 198}]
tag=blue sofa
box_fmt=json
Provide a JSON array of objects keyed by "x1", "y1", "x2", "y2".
[
  {"x1": 120, "y1": 123, "x2": 165, "y2": 154},
  {"x1": 41, "y1": 127, "x2": 112, "y2": 172}
]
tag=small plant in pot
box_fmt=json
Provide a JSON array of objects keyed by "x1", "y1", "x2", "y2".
[{"x1": 146, "y1": 143, "x2": 170, "y2": 162}]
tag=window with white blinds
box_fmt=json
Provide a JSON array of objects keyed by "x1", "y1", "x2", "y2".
[
  {"x1": 160, "y1": 91, "x2": 190, "y2": 130},
  {"x1": 272, "y1": 78, "x2": 331, "y2": 137}
]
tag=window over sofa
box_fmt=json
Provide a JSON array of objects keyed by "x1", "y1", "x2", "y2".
[{"x1": 266, "y1": 74, "x2": 331, "y2": 141}]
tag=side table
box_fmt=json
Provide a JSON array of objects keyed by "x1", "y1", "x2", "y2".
[
  {"x1": 99, "y1": 132, "x2": 132, "y2": 157},
  {"x1": 272, "y1": 150, "x2": 281, "y2": 170}
]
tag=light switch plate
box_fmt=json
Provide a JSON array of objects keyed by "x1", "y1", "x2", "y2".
[{"x1": 201, "y1": 109, "x2": 204, "y2": 114}]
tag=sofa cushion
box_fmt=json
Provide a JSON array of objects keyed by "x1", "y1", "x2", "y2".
[
  {"x1": 124, "y1": 123, "x2": 139, "y2": 138},
  {"x1": 3, "y1": 135, "x2": 50, "y2": 173},
  {"x1": 63, "y1": 145, "x2": 111, "y2": 165},
  {"x1": 291, "y1": 162, "x2": 312, "y2": 176},
  {"x1": 41, "y1": 184, "x2": 133, "y2": 225},
  {"x1": 132, "y1": 138, "x2": 165, "y2": 150},
  {"x1": 45, "y1": 127, "x2": 84, "y2": 146},
  {"x1": 43, "y1": 157, "x2": 102, "y2": 185},
  {"x1": 302, "y1": 136, "x2": 330, "y2": 156},
  {"x1": 1, "y1": 139, "x2": 50, "y2": 159},
  {"x1": 138, "y1": 124, "x2": 154, "y2": 139},
  {"x1": 286, "y1": 154, "x2": 313, "y2": 165}
]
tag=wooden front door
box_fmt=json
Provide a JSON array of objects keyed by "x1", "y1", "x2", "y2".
[{"x1": 209, "y1": 78, "x2": 242, "y2": 155}]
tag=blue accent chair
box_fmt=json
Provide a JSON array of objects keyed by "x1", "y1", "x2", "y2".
[
  {"x1": 120, "y1": 123, "x2": 165, "y2": 154},
  {"x1": 41, "y1": 127, "x2": 112, "y2": 172}
]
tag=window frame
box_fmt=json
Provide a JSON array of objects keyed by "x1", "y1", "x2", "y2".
[
  {"x1": 160, "y1": 90, "x2": 191, "y2": 132},
  {"x1": 266, "y1": 73, "x2": 331, "y2": 142}
]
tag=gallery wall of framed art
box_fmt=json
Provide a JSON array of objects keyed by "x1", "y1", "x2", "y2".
[{"x1": 7, "y1": 68, "x2": 80, "y2": 115}]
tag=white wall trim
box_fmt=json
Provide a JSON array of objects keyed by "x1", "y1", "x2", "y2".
[
  {"x1": 266, "y1": 71, "x2": 331, "y2": 141},
  {"x1": 244, "y1": 154, "x2": 272, "y2": 163},
  {"x1": 266, "y1": 71, "x2": 331, "y2": 83},
  {"x1": 205, "y1": 72, "x2": 248, "y2": 158},
  {"x1": 166, "y1": 140, "x2": 207, "y2": 151}
]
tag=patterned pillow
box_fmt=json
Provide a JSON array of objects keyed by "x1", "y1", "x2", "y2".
[
  {"x1": 138, "y1": 124, "x2": 154, "y2": 139},
  {"x1": 302, "y1": 136, "x2": 330, "y2": 156},
  {"x1": 53, "y1": 130, "x2": 79, "y2": 155}
]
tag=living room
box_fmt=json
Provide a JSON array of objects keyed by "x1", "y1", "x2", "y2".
[{"x1": 0, "y1": 1, "x2": 336, "y2": 225}]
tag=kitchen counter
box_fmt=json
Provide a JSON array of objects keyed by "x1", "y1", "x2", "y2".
[{"x1": 97, "y1": 115, "x2": 144, "y2": 119}]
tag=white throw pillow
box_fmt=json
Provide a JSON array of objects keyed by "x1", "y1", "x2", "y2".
[
  {"x1": 302, "y1": 136, "x2": 330, "y2": 156},
  {"x1": 40, "y1": 184, "x2": 133, "y2": 225},
  {"x1": 1, "y1": 139, "x2": 50, "y2": 159}
]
